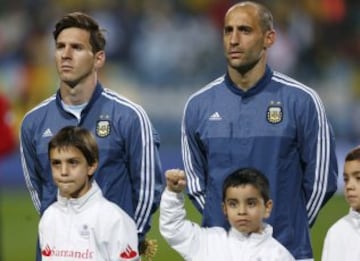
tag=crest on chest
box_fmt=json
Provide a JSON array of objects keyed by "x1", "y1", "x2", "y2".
[
  {"x1": 266, "y1": 102, "x2": 283, "y2": 124},
  {"x1": 96, "y1": 120, "x2": 111, "y2": 137}
]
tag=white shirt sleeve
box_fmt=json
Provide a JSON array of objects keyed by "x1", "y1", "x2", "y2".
[{"x1": 159, "y1": 189, "x2": 202, "y2": 260}]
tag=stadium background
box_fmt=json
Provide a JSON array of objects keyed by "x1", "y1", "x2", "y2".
[{"x1": 0, "y1": 0, "x2": 359, "y2": 260}]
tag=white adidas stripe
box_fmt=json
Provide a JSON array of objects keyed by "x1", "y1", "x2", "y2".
[
  {"x1": 181, "y1": 76, "x2": 225, "y2": 210},
  {"x1": 102, "y1": 89, "x2": 155, "y2": 234},
  {"x1": 273, "y1": 71, "x2": 330, "y2": 225}
]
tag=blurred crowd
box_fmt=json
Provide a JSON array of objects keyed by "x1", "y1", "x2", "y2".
[{"x1": 0, "y1": 0, "x2": 359, "y2": 152}]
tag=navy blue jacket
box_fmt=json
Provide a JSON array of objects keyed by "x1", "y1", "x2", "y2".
[
  {"x1": 20, "y1": 83, "x2": 163, "y2": 240},
  {"x1": 181, "y1": 66, "x2": 338, "y2": 259}
]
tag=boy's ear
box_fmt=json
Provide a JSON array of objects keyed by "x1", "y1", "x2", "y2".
[
  {"x1": 222, "y1": 202, "x2": 227, "y2": 217},
  {"x1": 264, "y1": 199, "x2": 273, "y2": 219},
  {"x1": 88, "y1": 162, "x2": 98, "y2": 177}
]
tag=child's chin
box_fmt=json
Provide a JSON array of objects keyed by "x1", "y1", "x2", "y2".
[{"x1": 236, "y1": 227, "x2": 251, "y2": 234}]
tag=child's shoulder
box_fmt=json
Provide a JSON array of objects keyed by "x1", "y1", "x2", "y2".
[
  {"x1": 41, "y1": 201, "x2": 59, "y2": 216},
  {"x1": 327, "y1": 213, "x2": 354, "y2": 236},
  {"x1": 266, "y1": 237, "x2": 295, "y2": 260},
  {"x1": 98, "y1": 197, "x2": 135, "y2": 224},
  {"x1": 38, "y1": 203, "x2": 60, "y2": 227}
]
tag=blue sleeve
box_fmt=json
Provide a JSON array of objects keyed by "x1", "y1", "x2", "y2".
[
  {"x1": 125, "y1": 105, "x2": 163, "y2": 240},
  {"x1": 298, "y1": 91, "x2": 338, "y2": 226},
  {"x1": 20, "y1": 117, "x2": 42, "y2": 214},
  {"x1": 181, "y1": 100, "x2": 207, "y2": 214}
]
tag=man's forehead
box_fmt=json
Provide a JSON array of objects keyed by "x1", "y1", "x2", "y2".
[
  {"x1": 224, "y1": 5, "x2": 259, "y2": 25},
  {"x1": 56, "y1": 27, "x2": 90, "y2": 41},
  {"x1": 226, "y1": 3, "x2": 259, "y2": 17}
]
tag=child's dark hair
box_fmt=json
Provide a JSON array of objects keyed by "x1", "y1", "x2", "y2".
[
  {"x1": 48, "y1": 126, "x2": 98, "y2": 166},
  {"x1": 53, "y1": 11, "x2": 106, "y2": 53},
  {"x1": 222, "y1": 168, "x2": 270, "y2": 202},
  {"x1": 345, "y1": 146, "x2": 360, "y2": 162}
]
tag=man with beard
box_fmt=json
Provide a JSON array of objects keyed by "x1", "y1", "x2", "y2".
[
  {"x1": 20, "y1": 12, "x2": 162, "y2": 260},
  {"x1": 181, "y1": 2, "x2": 337, "y2": 260}
]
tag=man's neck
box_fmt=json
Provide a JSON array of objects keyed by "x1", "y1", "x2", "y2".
[
  {"x1": 228, "y1": 59, "x2": 266, "y2": 92},
  {"x1": 60, "y1": 77, "x2": 97, "y2": 105}
]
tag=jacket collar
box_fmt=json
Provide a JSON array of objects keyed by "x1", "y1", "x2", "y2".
[
  {"x1": 55, "y1": 82, "x2": 103, "y2": 119},
  {"x1": 229, "y1": 223, "x2": 273, "y2": 246},
  {"x1": 57, "y1": 181, "x2": 101, "y2": 212},
  {"x1": 349, "y1": 208, "x2": 360, "y2": 229},
  {"x1": 225, "y1": 65, "x2": 273, "y2": 98}
]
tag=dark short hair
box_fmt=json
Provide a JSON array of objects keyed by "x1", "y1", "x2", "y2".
[
  {"x1": 48, "y1": 126, "x2": 98, "y2": 167},
  {"x1": 253, "y1": 1, "x2": 274, "y2": 32},
  {"x1": 222, "y1": 168, "x2": 270, "y2": 202},
  {"x1": 345, "y1": 146, "x2": 360, "y2": 162},
  {"x1": 53, "y1": 11, "x2": 106, "y2": 53}
]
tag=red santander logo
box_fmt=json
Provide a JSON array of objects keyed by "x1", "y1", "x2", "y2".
[
  {"x1": 42, "y1": 245, "x2": 52, "y2": 256},
  {"x1": 120, "y1": 245, "x2": 138, "y2": 259}
]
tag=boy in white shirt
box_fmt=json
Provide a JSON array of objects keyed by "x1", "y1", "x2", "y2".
[
  {"x1": 321, "y1": 146, "x2": 360, "y2": 261},
  {"x1": 39, "y1": 126, "x2": 139, "y2": 261},
  {"x1": 160, "y1": 168, "x2": 295, "y2": 261}
]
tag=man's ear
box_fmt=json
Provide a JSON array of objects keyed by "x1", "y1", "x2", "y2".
[
  {"x1": 94, "y1": 50, "x2": 106, "y2": 69},
  {"x1": 264, "y1": 29, "x2": 276, "y2": 49}
]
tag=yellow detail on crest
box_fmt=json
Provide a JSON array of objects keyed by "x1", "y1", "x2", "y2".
[
  {"x1": 267, "y1": 106, "x2": 283, "y2": 124},
  {"x1": 96, "y1": 120, "x2": 111, "y2": 137}
]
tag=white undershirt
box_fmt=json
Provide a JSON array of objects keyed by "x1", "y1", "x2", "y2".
[{"x1": 61, "y1": 101, "x2": 88, "y2": 121}]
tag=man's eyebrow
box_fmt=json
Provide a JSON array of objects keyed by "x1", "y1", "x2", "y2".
[{"x1": 224, "y1": 24, "x2": 252, "y2": 30}]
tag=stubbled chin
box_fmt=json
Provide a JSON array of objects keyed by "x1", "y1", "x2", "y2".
[{"x1": 61, "y1": 78, "x2": 78, "y2": 88}]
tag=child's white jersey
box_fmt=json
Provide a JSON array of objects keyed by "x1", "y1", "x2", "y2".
[
  {"x1": 160, "y1": 189, "x2": 295, "y2": 261},
  {"x1": 321, "y1": 209, "x2": 360, "y2": 261},
  {"x1": 39, "y1": 182, "x2": 139, "y2": 261}
]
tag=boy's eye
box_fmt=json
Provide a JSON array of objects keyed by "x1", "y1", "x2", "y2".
[
  {"x1": 247, "y1": 199, "x2": 257, "y2": 207},
  {"x1": 69, "y1": 159, "x2": 79, "y2": 165},
  {"x1": 228, "y1": 201, "x2": 237, "y2": 208},
  {"x1": 72, "y1": 44, "x2": 83, "y2": 50},
  {"x1": 51, "y1": 160, "x2": 60, "y2": 166}
]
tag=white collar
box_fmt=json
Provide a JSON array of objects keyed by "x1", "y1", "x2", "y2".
[
  {"x1": 349, "y1": 208, "x2": 360, "y2": 229},
  {"x1": 57, "y1": 181, "x2": 101, "y2": 212},
  {"x1": 229, "y1": 223, "x2": 272, "y2": 246}
]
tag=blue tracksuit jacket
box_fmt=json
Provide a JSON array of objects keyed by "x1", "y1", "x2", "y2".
[
  {"x1": 181, "y1": 66, "x2": 338, "y2": 259},
  {"x1": 20, "y1": 83, "x2": 163, "y2": 240}
]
